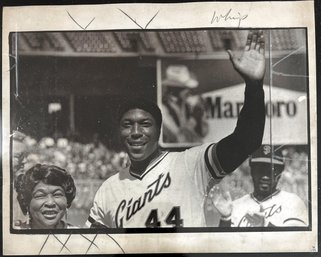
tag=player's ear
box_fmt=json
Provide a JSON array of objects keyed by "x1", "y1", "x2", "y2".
[{"x1": 156, "y1": 127, "x2": 161, "y2": 140}]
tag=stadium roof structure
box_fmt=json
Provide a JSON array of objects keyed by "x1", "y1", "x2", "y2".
[{"x1": 11, "y1": 29, "x2": 306, "y2": 58}]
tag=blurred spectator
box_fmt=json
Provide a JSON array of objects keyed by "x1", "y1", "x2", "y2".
[
  {"x1": 278, "y1": 150, "x2": 308, "y2": 204},
  {"x1": 12, "y1": 130, "x2": 28, "y2": 223},
  {"x1": 161, "y1": 65, "x2": 208, "y2": 143},
  {"x1": 12, "y1": 131, "x2": 27, "y2": 178},
  {"x1": 39, "y1": 137, "x2": 55, "y2": 149}
]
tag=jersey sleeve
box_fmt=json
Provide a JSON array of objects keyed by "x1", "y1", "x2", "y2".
[
  {"x1": 281, "y1": 195, "x2": 308, "y2": 227},
  {"x1": 184, "y1": 143, "x2": 227, "y2": 196},
  {"x1": 216, "y1": 86, "x2": 265, "y2": 173},
  {"x1": 85, "y1": 182, "x2": 113, "y2": 228}
]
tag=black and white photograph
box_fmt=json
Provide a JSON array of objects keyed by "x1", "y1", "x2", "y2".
[
  {"x1": 10, "y1": 29, "x2": 310, "y2": 229},
  {"x1": 2, "y1": 1, "x2": 318, "y2": 255}
]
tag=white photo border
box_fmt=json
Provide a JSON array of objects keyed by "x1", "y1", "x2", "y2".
[{"x1": 2, "y1": 1, "x2": 318, "y2": 255}]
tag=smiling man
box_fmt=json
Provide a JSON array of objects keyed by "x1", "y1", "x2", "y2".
[
  {"x1": 213, "y1": 145, "x2": 308, "y2": 227},
  {"x1": 86, "y1": 30, "x2": 266, "y2": 228}
]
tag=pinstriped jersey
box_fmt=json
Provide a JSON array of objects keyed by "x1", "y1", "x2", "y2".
[
  {"x1": 231, "y1": 190, "x2": 308, "y2": 227},
  {"x1": 87, "y1": 143, "x2": 226, "y2": 228}
]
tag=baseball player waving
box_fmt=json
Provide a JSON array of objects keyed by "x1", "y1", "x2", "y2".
[{"x1": 87, "y1": 30, "x2": 266, "y2": 228}]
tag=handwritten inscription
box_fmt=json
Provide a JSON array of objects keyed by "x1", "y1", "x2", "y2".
[
  {"x1": 66, "y1": 11, "x2": 95, "y2": 30},
  {"x1": 118, "y1": 9, "x2": 159, "y2": 29},
  {"x1": 211, "y1": 9, "x2": 248, "y2": 27}
]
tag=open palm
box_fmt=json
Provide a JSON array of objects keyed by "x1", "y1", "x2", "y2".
[
  {"x1": 228, "y1": 30, "x2": 266, "y2": 83},
  {"x1": 210, "y1": 186, "x2": 233, "y2": 218}
]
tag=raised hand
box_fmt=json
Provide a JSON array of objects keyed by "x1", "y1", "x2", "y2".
[
  {"x1": 210, "y1": 186, "x2": 233, "y2": 218},
  {"x1": 227, "y1": 30, "x2": 266, "y2": 84}
]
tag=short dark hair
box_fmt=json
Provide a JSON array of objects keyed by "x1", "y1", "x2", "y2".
[
  {"x1": 15, "y1": 164, "x2": 76, "y2": 215},
  {"x1": 117, "y1": 97, "x2": 163, "y2": 131}
]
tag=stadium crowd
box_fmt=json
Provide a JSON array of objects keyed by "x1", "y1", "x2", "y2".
[{"x1": 21, "y1": 135, "x2": 129, "y2": 180}]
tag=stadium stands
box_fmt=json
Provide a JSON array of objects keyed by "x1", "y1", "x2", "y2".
[
  {"x1": 64, "y1": 32, "x2": 117, "y2": 53},
  {"x1": 13, "y1": 29, "x2": 304, "y2": 56}
]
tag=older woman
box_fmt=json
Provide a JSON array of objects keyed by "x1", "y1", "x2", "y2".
[{"x1": 14, "y1": 164, "x2": 76, "y2": 229}]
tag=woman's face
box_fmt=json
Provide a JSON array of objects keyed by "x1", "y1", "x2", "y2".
[{"x1": 29, "y1": 181, "x2": 68, "y2": 229}]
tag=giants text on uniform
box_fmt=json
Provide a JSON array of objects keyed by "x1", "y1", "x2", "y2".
[{"x1": 115, "y1": 172, "x2": 171, "y2": 227}]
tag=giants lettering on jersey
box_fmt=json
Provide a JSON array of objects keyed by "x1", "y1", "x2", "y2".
[
  {"x1": 238, "y1": 204, "x2": 282, "y2": 227},
  {"x1": 115, "y1": 172, "x2": 171, "y2": 227}
]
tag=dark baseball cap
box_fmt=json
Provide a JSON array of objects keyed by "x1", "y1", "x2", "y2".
[{"x1": 250, "y1": 145, "x2": 285, "y2": 166}]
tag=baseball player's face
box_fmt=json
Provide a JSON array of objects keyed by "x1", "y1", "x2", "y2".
[
  {"x1": 120, "y1": 108, "x2": 159, "y2": 162},
  {"x1": 29, "y1": 181, "x2": 68, "y2": 229},
  {"x1": 251, "y1": 163, "x2": 281, "y2": 198}
]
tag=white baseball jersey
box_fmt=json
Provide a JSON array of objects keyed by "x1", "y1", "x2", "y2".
[
  {"x1": 87, "y1": 143, "x2": 225, "y2": 228},
  {"x1": 231, "y1": 190, "x2": 308, "y2": 227}
]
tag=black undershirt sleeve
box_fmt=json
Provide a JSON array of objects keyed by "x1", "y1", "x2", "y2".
[
  {"x1": 88, "y1": 216, "x2": 108, "y2": 228},
  {"x1": 267, "y1": 222, "x2": 276, "y2": 227},
  {"x1": 219, "y1": 219, "x2": 232, "y2": 227},
  {"x1": 216, "y1": 82, "x2": 265, "y2": 173}
]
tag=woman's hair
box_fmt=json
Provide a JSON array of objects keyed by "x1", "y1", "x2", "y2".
[{"x1": 15, "y1": 164, "x2": 76, "y2": 215}]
